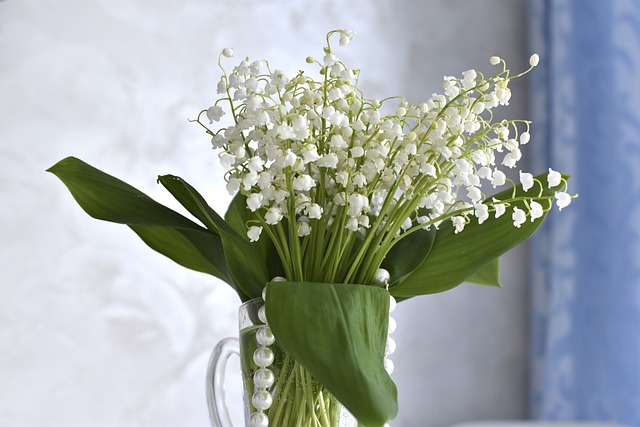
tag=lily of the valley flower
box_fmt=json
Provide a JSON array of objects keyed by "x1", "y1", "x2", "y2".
[{"x1": 197, "y1": 30, "x2": 572, "y2": 244}]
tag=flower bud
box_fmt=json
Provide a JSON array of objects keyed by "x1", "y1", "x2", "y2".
[{"x1": 529, "y1": 53, "x2": 540, "y2": 67}]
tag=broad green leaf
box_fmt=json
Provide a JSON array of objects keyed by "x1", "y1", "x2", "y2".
[
  {"x1": 265, "y1": 281, "x2": 397, "y2": 426},
  {"x1": 47, "y1": 157, "x2": 206, "y2": 230},
  {"x1": 156, "y1": 174, "x2": 220, "y2": 234},
  {"x1": 465, "y1": 257, "x2": 501, "y2": 287},
  {"x1": 391, "y1": 173, "x2": 567, "y2": 297},
  {"x1": 47, "y1": 157, "x2": 235, "y2": 289},
  {"x1": 382, "y1": 225, "x2": 436, "y2": 287},
  {"x1": 158, "y1": 175, "x2": 268, "y2": 299}
]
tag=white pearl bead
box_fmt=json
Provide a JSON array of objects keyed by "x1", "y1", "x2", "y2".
[
  {"x1": 271, "y1": 276, "x2": 287, "y2": 282},
  {"x1": 388, "y1": 316, "x2": 397, "y2": 334},
  {"x1": 253, "y1": 368, "x2": 275, "y2": 389},
  {"x1": 388, "y1": 295, "x2": 396, "y2": 313},
  {"x1": 258, "y1": 305, "x2": 268, "y2": 324},
  {"x1": 252, "y1": 390, "x2": 273, "y2": 411},
  {"x1": 384, "y1": 358, "x2": 395, "y2": 375},
  {"x1": 256, "y1": 326, "x2": 275, "y2": 346},
  {"x1": 253, "y1": 347, "x2": 274, "y2": 368},
  {"x1": 374, "y1": 268, "x2": 391, "y2": 286},
  {"x1": 249, "y1": 411, "x2": 269, "y2": 427},
  {"x1": 385, "y1": 337, "x2": 396, "y2": 356}
]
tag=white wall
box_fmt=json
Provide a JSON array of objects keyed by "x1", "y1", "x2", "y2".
[{"x1": 0, "y1": 1, "x2": 529, "y2": 426}]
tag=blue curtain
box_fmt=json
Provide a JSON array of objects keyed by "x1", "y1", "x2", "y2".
[{"x1": 528, "y1": 0, "x2": 640, "y2": 425}]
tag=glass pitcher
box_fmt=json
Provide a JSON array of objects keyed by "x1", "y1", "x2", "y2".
[{"x1": 205, "y1": 297, "x2": 357, "y2": 427}]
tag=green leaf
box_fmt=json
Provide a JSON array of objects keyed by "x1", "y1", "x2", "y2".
[
  {"x1": 47, "y1": 157, "x2": 235, "y2": 290},
  {"x1": 391, "y1": 173, "x2": 567, "y2": 297},
  {"x1": 382, "y1": 224, "x2": 436, "y2": 287},
  {"x1": 265, "y1": 281, "x2": 397, "y2": 427},
  {"x1": 465, "y1": 257, "x2": 501, "y2": 287},
  {"x1": 158, "y1": 175, "x2": 269, "y2": 299},
  {"x1": 48, "y1": 157, "x2": 208, "y2": 229},
  {"x1": 155, "y1": 174, "x2": 220, "y2": 234}
]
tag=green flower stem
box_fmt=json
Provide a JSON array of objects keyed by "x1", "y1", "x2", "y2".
[
  {"x1": 286, "y1": 172, "x2": 305, "y2": 281},
  {"x1": 364, "y1": 162, "x2": 478, "y2": 282},
  {"x1": 332, "y1": 232, "x2": 358, "y2": 283},
  {"x1": 319, "y1": 206, "x2": 347, "y2": 280},
  {"x1": 264, "y1": 355, "x2": 342, "y2": 427},
  {"x1": 259, "y1": 217, "x2": 294, "y2": 280},
  {"x1": 359, "y1": 203, "x2": 420, "y2": 284},
  {"x1": 294, "y1": 367, "x2": 304, "y2": 424},
  {"x1": 316, "y1": 388, "x2": 331, "y2": 426},
  {"x1": 368, "y1": 214, "x2": 427, "y2": 284},
  {"x1": 343, "y1": 173, "x2": 406, "y2": 284},
  {"x1": 274, "y1": 222, "x2": 294, "y2": 279},
  {"x1": 301, "y1": 366, "x2": 318, "y2": 424},
  {"x1": 269, "y1": 355, "x2": 296, "y2": 423},
  {"x1": 306, "y1": 197, "x2": 334, "y2": 280},
  {"x1": 348, "y1": 157, "x2": 418, "y2": 284}
]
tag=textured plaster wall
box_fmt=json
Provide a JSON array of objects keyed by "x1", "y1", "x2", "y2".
[{"x1": 0, "y1": 1, "x2": 528, "y2": 426}]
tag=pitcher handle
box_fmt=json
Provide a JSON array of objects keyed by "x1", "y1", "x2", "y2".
[{"x1": 206, "y1": 337, "x2": 240, "y2": 427}]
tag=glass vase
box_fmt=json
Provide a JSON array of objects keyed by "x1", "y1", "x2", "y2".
[{"x1": 206, "y1": 297, "x2": 357, "y2": 427}]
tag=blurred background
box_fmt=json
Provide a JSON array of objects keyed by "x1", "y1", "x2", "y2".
[{"x1": 1, "y1": 1, "x2": 639, "y2": 426}]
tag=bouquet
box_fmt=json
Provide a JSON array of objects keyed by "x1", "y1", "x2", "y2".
[{"x1": 48, "y1": 30, "x2": 573, "y2": 426}]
